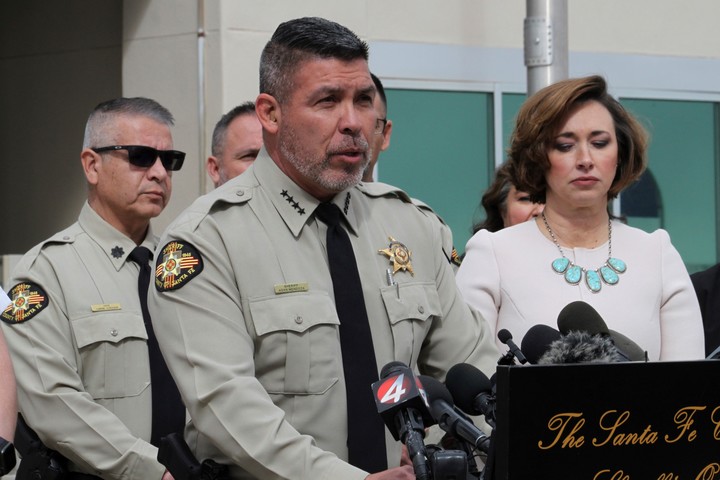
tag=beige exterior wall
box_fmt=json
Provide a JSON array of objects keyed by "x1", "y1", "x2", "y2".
[{"x1": 2, "y1": 0, "x2": 719, "y2": 258}]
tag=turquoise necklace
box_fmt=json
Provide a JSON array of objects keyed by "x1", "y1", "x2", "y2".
[{"x1": 541, "y1": 211, "x2": 627, "y2": 293}]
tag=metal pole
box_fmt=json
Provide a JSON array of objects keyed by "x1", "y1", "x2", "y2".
[{"x1": 524, "y1": 0, "x2": 569, "y2": 96}]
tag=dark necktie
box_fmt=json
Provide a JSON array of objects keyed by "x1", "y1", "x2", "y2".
[
  {"x1": 314, "y1": 203, "x2": 387, "y2": 472},
  {"x1": 128, "y1": 246, "x2": 185, "y2": 446}
]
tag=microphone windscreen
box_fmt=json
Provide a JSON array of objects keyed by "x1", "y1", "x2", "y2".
[
  {"x1": 538, "y1": 330, "x2": 625, "y2": 364},
  {"x1": 557, "y1": 301, "x2": 609, "y2": 336},
  {"x1": 521, "y1": 324, "x2": 563, "y2": 364},
  {"x1": 417, "y1": 375, "x2": 454, "y2": 406},
  {"x1": 445, "y1": 363, "x2": 492, "y2": 414},
  {"x1": 380, "y1": 360, "x2": 408, "y2": 379},
  {"x1": 497, "y1": 328, "x2": 512, "y2": 344},
  {"x1": 608, "y1": 329, "x2": 646, "y2": 362}
]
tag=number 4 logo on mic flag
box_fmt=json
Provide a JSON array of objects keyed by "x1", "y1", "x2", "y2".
[
  {"x1": 377, "y1": 373, "x2": 410, "y2": 405},
  {"x1": 375, "y1": 372, "x2": 430, "y2": 409}
]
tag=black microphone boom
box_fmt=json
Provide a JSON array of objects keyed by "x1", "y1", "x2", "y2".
[
  {"x1": 497, "y1": 329, "x2": 528, "y2": 364},
  {"x1": 418, "y1": 375, "x2": 492, "y2": 454}
]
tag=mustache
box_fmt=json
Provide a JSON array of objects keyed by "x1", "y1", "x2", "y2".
[{"x1": 327, "y1": 135, "x2": 369, "y2": 155}]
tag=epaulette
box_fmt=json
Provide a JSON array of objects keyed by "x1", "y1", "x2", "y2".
[
  {"x1": 169, "y1": 178, "x2": 256, "y2": 233},
  {"x1": 210, "y1": 176, "x2": 257, "y2": 207},
  {"x1": 356, "y1": 181, "x2": 413, "y2": 203},
  {"x1": 410, "y1": 197, "x2": 449, "y2": 226},
  {"x1": 10, "y1": 224, "x2": 80, "y2": 277}
]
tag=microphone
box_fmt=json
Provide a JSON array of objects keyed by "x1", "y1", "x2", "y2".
[
  {"x1": 497, "y1": 329, "x2": 528, "y2": 364},
  {"x1": 445, "y1": 363, "x2": 496, "y2": 428},
  {"x1": 538, "y1": 330, "x2": 625, "y2": 364},
  {"x1": 372, "y1": 361, "x2": 432, "y2": 480},
  {"x1": 418, "y1": 375, "x2": 492, "y2": 453},
  {"x1": 556, "y1": 301, "x2": 646, "y2": 362},
  {"x1": 557, "y1": 300, "x2": 609, "y2": 336},
  {"x1": 521, "y1": 324, "x2": 563, "y2": 364},
  {"x1": 607, "y1": 328, "x2": 647, "y2": 362}
]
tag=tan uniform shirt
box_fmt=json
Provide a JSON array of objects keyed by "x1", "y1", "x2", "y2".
[
  {"x1": 1, "y1": 203, "x2": 167, "y2": 479},
  {"x1": 148, "y1": 150, "x2": 498, "y2": 480}
]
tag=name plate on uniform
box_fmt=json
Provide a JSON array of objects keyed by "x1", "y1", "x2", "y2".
[
  {"x1": 273, "y1": 282, "x2": 309, "y2": 295},
  {"x1": 493, "y1": 361, "x2": 720, "y2": 479},
  {"x1": 90, "y1": 303, "x2": 121, "y2": 312}
]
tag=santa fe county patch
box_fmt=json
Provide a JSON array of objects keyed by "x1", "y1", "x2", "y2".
[
  {"x1": 155, "y1": 240, "x2": 204, "y2": 291},
  {"x1": 2, "y1": 282, "x2": 49, "y2": 324}
]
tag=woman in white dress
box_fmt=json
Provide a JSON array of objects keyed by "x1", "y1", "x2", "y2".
[{"x1": 456, "y1": 75, "x2": 704, "y2": 361}]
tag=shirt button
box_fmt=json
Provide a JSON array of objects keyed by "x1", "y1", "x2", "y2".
[
  {"x1": 417, "y1": 306, "x2": 425, "y2": 314},
  {"x1": 236, "y1": 190, "x2": 245, "y2": 197},
  {"x1": 110, "y1": 329, "x2": 118, "y2": 337},
  {"x1": 294, "y1": 315, "x2": 303, "y2": 325}
]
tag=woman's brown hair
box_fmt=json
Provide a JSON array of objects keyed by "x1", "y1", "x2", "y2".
[{"x1": 508, "y1": 75, "x2": 648, "y2": 203}]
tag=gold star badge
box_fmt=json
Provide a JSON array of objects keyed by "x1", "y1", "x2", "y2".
[{"x1": 379, "y1": 237, "x2": 414, "y2": 275}]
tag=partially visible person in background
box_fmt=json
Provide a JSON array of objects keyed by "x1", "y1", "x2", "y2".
[
  {"x1": 362, "y1": 73, "x2": 393, "y2": 183},
  {"x1": 456, "y1": 75, "x2": 704, "y2": 361},
  {"x1": 473, "y1": 162, "x2": 544, "y2": 233},
  {"x1": 206, "y1": 101, "x2": 263, "y2": 187},
  {"x1": 690, "y1": 263, "x2": 720, "y2": 356},
  {"x1": 0, "y1": 291, "x2": 16, "y2": 444}
]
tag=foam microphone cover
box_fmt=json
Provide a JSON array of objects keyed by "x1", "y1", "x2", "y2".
[
  {"x1": 445, "y1": 363, "x2": 492, "y2": 416},
  {"x1": 538, "y1": 330, "x2": 625, "y2": 364},
  {"x1": 521, "y1": 324, "x2": 563, "y2": 364},
  {"x1": 608, "y1": 329, "x2": 647, "y2": 362},
  {"x1": 557, "y1": 301, "x2": 609, "y2": 336}
]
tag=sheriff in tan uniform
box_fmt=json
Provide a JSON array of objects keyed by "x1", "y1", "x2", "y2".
[
  {"x1": 2, "y1": 205, "x2": 163, "y2": 477},
  {"x1": 1, "y1": 97, "x2": 184, "y2": 480},
  {"x1": 149, "y1": 16, "x2": 498, "y2": 480},
  {"x1": 148, "y1": 149, "x2": 498, "y2": 479}
]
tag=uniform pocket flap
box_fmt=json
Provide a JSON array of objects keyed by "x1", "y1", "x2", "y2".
[
  {"x1": 72, "y1": 312, "x2": 148, "y2": 349},
  {"x1": 380, "y1": 282, "x2": 442, "y2": 325},
  {"x1": 250, "y1": 292, "x2": 340, "y2": 336}
]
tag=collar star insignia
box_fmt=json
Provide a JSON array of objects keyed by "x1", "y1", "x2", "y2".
[
  {"x1": 111, "y1": 246, "x2": 124, "y2": 259},
  {"x1": 379, "y1": 236, "x2": 414, "y2": 275}
]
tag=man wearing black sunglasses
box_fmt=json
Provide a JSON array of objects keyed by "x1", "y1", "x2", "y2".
[{"x1": 1, "y1": 97, "x2": 184, "y2": 480}]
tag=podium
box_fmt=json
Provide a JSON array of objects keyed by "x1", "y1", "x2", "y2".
[{"x1": 493, "y1": 360, "x2": 720, "y2": 479}]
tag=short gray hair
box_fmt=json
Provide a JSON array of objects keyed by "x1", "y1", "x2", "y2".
[{"x1": 83, "y1": 97, "x2": 175, "y2": 148}]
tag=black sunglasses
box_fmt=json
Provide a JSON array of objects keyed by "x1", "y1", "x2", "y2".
[{"x1": 92, "y1": 145, "x2": 185, "y2": 171}]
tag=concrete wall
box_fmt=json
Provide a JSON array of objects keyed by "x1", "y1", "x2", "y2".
[{"x1": 0, "y1": 1, "x2": 122, "y2": 254}]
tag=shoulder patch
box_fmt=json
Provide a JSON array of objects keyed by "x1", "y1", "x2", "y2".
[
  {"x1": 154, "y1": 241, "x2": 204, "y2": 291},
  {"x1": 2, "y1": 282, "x2": 49, "y2": 324}
]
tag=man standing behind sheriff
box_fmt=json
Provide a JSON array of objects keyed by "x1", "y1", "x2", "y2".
[
  {"x1": 1, "y1": 97, "x2": 185, "y2": 479},
  {"x1": 148, "y1": 17, "x2": 497, "y2": 480},
  {"x1": 206, "y1": 101, "x2": 263, "y2": 188}
]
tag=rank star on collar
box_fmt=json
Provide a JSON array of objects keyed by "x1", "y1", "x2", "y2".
[{"x1": 379, "y1": 237, "x2": 414, "y2": 275}]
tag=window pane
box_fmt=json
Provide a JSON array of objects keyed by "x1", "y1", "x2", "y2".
[
  {"x1": 621, "y1": 99, "x2": 717, "y2": 273},
  {"x1": 378, "y1": 89, "x2": 493, "y2": 253}
]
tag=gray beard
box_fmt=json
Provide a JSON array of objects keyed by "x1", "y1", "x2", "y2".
[{"x1": 279, "y1": 127, "x2": 371, "y2": 194}]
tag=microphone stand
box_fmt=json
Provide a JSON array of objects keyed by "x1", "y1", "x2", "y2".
[
  {"x1": 479, "y1": 429, "x2": 496, "y2": 480},
  {"x1": 497, "y1": 351, "x2": 517, "y2": 366}
]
